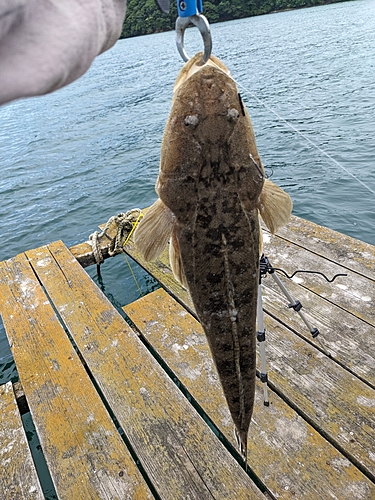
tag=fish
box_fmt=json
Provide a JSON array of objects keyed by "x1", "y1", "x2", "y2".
[{"x1": 134, "y1": 53, "x2": 292, "y2": 462}]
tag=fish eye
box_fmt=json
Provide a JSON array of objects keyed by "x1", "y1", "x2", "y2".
[
  {"x1": 227, "y1": 108, "x2": 240, "y2": 122},
  {"x1": 184, "y1": 115, "x2": 199, "y2": 129}
]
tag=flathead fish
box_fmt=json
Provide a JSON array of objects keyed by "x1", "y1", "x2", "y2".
[{"x1": 134, "y1": 53, "x2": 292, "y2": 461}]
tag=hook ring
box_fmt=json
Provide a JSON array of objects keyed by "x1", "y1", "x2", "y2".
[{"x1": 176, "y1": 14, "x2": 212, "y2": 64}]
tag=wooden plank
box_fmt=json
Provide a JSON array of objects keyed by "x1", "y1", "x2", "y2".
[
  {"x1": 69, "y1": 240, "x2": 101, "y2": 267},
  {"x1": 124, "y1": 288, "x2": 375, "y2": 500},
  {"x1": 261, "y1": 274, "x2": 375, "y2": 388},
  {"x1": 261, "y1": 230, "x2": 375, "y2": 326},
  {"x1": 123, "y1": 226, "x2": 375, "y2": 480},
  {"x1": 26, "y1": 240, "x2": 264, "y2": 500},
  {"x1": 0, "y1": 254, "x2": 153, "y2": 500},
  {"x1": 115, "y1": 209, "x2": 375, "y2": 327},
  {"x1": 0, "y1": 381, "x2": 44, "y2": 500},
  {"x1": 122, "y1": 272, "x2": 375, "y2": 482},
  {"x1": 70, "y1": 239, "x2": 112, "y2": 268},
  {"x1": 269, "y1": 215, "x2": 375, "y2": 280},
  {"x1": 122, "y1": 227, "x2": 375, "y2": 388},
  {"x1": 263, "y1": 312, "x2": 375, "y2": 481}
]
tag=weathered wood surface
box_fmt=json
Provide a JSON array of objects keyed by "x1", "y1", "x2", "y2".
[
  {"x1": 261, "y1": 229, "x2": 374, "y2": 327},
  {"x1": 272, "y1": 215, "x2": 375, "y2": 280},
  {"x1": 123, "y1": 243, "x2": 375, "y2": 481},
  {"x1": 260, "y1": 273, "x2": 375, "y2": 388},
  {"x1": 70, "y1": 238, "x2": 112, "y2": 268},
  {"x1": 120, "y1": 224, "x2": 375, "y2": 388},
  {"x1": 0, "y1": 252, "x2": 153, "y2": 500},
  {"x1": 70, "y1": 239, "x2": 101, "y2": 267},
  {"x1": 24, "y1": 241, "x2": 263, "y2": 499},
  {"x1": 0, "y1": 382, "x2": 44, "y2": 500},
  {"x1": 116, "y1": 214, "x2": 375, "y2": 326},
  {"x1": 124, "y1": 288, "x2": 375, "y2": 500},
  {"x1": 1, "y1": 212, "x2": 374, "y2": 500},
  {"x1": 118, "y1": 214, "x2": 375, "y2": 493}
]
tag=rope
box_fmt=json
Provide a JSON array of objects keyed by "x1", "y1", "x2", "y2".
[
  {"x1": 90, "y1": 230, "x2": 104, "y2": 265},
  {"x1": 89, "y1": 208, "x2": 143, "y2": 266}
]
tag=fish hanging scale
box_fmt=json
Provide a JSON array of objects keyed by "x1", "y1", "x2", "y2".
[{"x1": 154, "y1": 0, "x2": 212, "y2": 63}]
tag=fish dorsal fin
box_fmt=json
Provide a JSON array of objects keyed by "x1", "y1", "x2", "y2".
[
  {"x1": 257, "y1": 179, "x2": 293, "y2": 234},
  {"x1": 133, "y1": 198, "x2": 175, "y2": 261}
]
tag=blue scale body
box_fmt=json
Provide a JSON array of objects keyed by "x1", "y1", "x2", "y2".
[{"x1": 177, "y1": 0, "x2": 203, "y2": 18}]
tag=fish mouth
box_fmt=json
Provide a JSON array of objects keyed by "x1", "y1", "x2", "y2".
[{"x1": 173, "y1": 53, "x2": 232, "y2": 93}]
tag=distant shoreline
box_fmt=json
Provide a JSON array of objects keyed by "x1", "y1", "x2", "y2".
[{"x1": 120, "y1": 0, "x2": 351, "y2": 39}]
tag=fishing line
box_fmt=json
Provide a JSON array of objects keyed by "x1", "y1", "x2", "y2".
[
  {"x1": 122, "y1": 211, "x2": 144, "y2": 298},
  {"x1": 236, "y1": 80, "x2": 375, "y2": 196},
  {"x1": 123, "y1": 252, "x2": 144, "y2": 298}
]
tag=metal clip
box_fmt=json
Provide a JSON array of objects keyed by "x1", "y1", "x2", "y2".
[{"x1": 175, "y1": 0, "x2": 212, "y2": 64}]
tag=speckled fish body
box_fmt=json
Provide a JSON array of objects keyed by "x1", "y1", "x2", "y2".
[
  {"x1": 134, "y1": 54, "x2": 292, "y2": 458},
  {"x1": 158, "y1": 56, "x2": 264, "y2": 455},
  {"x1": 173, "y1": 190, "x2": 260, "y2": 457}
]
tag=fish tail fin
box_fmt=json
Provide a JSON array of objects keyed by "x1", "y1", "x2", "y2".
[
  {"x1": 235, "y1": 428, "x2": 248, "y2": 470},
  {"x1": 169, "y1": 230, "x2": 189, "y2": 289},
  {"x1": 133, "y1": 198, "x2": 175, "y2": 261},
  {"x1": 257, "y1": 178, "x2": 293, "y2": 234}
]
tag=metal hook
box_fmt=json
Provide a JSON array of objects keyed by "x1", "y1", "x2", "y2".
[{"x1": 175, "y1": 13, "x2": 212, "y2": 64}]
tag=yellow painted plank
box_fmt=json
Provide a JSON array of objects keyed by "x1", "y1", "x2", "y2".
[
  {"x1": 125, "y1": 224, "x2": 374, "y2": 327},
  {"x1": 132, "y1": 279, "x2": 375, "y2": 482},
  {"x1": 0, "y1": 254, "x2": 153, "y2": 500},
  {"x1": 263, "y1": 312, "x2": 375, "y2": 481},
  {"x1": 0, "y1": 382, "x2": 44, "y2": 500},
  {"x1": 26, "y1": 240, "x2": 264, "y2": 500},
  {"x1": 124, "y1": 288, "x2": 375, "y2": 500}
]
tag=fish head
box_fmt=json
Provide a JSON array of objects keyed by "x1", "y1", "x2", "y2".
[
  {"x1": 157, "y1": 53, "x2": 265, "y2": 220},
  {"x1": 171, "y1": 56, "x2": 241, "y2": 148},
  {"x1": 173, "y1": 52, "x2": 231, "y2": 93}
]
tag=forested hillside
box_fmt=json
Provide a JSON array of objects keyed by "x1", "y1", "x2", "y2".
[{"x1": 121, "y1": 0, "x2": 348, "y2": 38}]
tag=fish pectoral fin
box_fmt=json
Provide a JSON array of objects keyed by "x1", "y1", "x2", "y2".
[
  {"x1": 259, "y1": 217, "x2": 264, "y2": 255},
  {"x1": 257, "y1": 178, "x2": 293, "y2": 234},
  {"x1": 133, "y1": 198, "x2": 175, "y2": 261},
  {"x1": 169, "y1": 230, "x2": 189, "y2": 289}
]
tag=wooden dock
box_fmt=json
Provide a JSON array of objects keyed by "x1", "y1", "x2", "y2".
[{"x1": 0, "y1": 214, "x2": 374, "y2": 499}]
